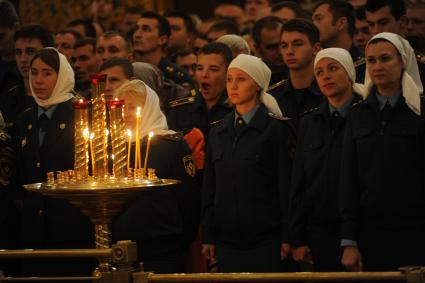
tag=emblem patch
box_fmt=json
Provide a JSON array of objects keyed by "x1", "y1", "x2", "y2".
[
  {"x1": 182, "y1": 155, "x2": 196, "y2": 177},
  {"x1": 60, "y1": 123, "x2": 66, "y2": 130}
]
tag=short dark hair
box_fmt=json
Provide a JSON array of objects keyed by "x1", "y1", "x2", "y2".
[
  {"x1": 99, "y1": 57, "x2": 134, "y2": 79},
  {"x1": 171, "y1": 48, "x2": 196, "y2": 63},
  {"x1": 56, "y1": 29, "x2": 83, "y2": 41},
  {"x1": 271, "y1": 1, "x2": 306, "y2": 18},
  {"x1": 74, "y1": 37, "x2": 97, "y2": 50},
  {"x1": 0, "y1": 0, "x2": 18, "y2": 28},
  {"x1": 141, "y1": 11, "x2": 171, "y2": 38},
  {"x1": 198, "y1": 42, "x2": 233, "y2": 68},
  {"x1": 355, "y1": 6, "x2": 366, "y2": 21},
  {"x1": 30, "y1": 48, "x2": 60, "y2": 73},
  {"x1": 14, "y1": 24, "x2": 54, "y2": 47},
  {"x1": 208, "y1": 19, "x2": 239, "y2": 36},
  {"x1": 365, "y1": 0, "x2": 406, "y2": 21},
  {"x1": 100, "y1": 30, "x2": 132, "y2": 53},
  {"x1": 165, "y1": 11, "x2": 196, "y2": 34},
  {"x1": 281, "y1": 18, "x2": 320, "y2": 45},
  {"x1": 67, "y1": 18, "x2": 97, "y2": 38},
  {"x1": 252, "y1": 16, "x2": 283, "y2": 45},
  {"x1": 314, "y1": 0, "x2": 355, "y2": 36}
]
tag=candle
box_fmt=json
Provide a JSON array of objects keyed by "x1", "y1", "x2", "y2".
[
  {"x1": 144, "y1": 131, "x2": 154, "y2": 171},
  {"x1": 90, "y1": 133, "x2": 95, "y2": 175},
  {"x1": 134, "y1": 107, "x2": 141, "y2": 170},
  {"x1": 127, "y1": 129, "x2": 132, "y2": 172}
]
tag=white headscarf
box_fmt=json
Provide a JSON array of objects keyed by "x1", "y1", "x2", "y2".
[
  {"x1": 228, "y1": 54, "x2": 283, "y2": 116},
  {"x1": 30, "y1": 47, "x2": 74, "y2": 108},
  {"x1": 314, "y1": 48, "x2": 366, "y2": 97},
  {"x1": 365, "y1": 32, "x2": 423, "y2": 115},
  {"x1": 113, "y1": 79, "x2": 175, "y2": 140}
]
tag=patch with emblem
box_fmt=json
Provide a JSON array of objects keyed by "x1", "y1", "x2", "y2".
[
  {"x1": 27, "y1": 124, "x2": 32, "y2": 130},
  {"x1": 182, "y1": 155, "x2": 196, "y2": 177},
  {"x1": 21, "y1": 137, "x2": 27, "y2": 147},
  {"x1": 60, "y1": 123, "x2": 66, "y2": 130}
]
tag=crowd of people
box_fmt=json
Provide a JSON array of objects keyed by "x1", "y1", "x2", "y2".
[{"x1": 0, "y1": 0, "x2": 425, "y2": 277}]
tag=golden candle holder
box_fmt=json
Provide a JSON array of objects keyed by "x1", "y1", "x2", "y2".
[
  {"x1": 73, "y1": 99, "x2": 90, "y2": 180},
  {"x1": 107, "y1": 99, "x2": 127, "y2": 179},
  {"x1": 23, "y1": 177, "x2": 180, "y2": 272},
  {"x1": 90, "y1": 73, "x2": 108, "y2": 179}
]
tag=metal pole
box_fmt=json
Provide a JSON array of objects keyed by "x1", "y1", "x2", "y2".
[{"x1": 0, "y1": 248, "x2": 111, "y2": 259}]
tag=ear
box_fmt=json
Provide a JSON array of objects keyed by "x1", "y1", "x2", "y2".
[
  {"x1": 312, "y1": 42, "x2": 322, "y2": 57},
  {"x1": 336, "y1": 17, "x2": 347, "y2": 32},
  {"x1": 158, "y1": 35, "x2": 168, "y2": 48}
]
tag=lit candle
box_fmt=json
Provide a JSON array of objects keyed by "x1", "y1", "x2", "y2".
[
  {"x1": 144, "y1": 131, "x2": 154, "y2": 171},
  {"x1": 83, "y1": 128, "x2": 90, "y2": 166},
  {"x1": 134, "y1": 107, "x2": 141, "y2": 170},
  {"x1": 127, "y1": 129, "x2": 132, "y2": 172},
  {"x1": 90, "y1": 133, "x2": 95, "y2": 175}
]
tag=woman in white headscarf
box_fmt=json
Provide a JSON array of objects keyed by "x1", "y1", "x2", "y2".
[
  {"x1": 339, "y1": 32, "x2": 425, "y2": 272},
  {"x1": 289, "y1": 47, "x2": 365, "y2": 272},
  {"x1": 15, "y1": 47, "x2": 94, "y2": 277},
  {"x1": 111, "y1": 79, "x2": 200, "y2": 274},
  {"x1": 201, "y1": 54, "x2": 295, "y2": 272}
]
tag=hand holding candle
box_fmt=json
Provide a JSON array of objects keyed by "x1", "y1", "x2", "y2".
[{"x1": 144, "y1": 131, "x2": 154, "y2": 171}]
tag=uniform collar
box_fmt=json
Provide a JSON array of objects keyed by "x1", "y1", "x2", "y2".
[
  {"x1": 193, "y1": 90, "x2": 229, "y2": 111},
  {"x1": 375, "y1": 91, "x2": 401, "y2": 110},
  {"x1": 222, "y1": 103, "x2": 268, "y2": 134},
  {"x1": 234, "y1": 104, "x2": 260, "y2": 125},
  {"x1": 38, "y1": 104, "x2": 58, "y2": 119},
  {"x1": 328, "y1": 95, "x2": 355, "y2": 118}
]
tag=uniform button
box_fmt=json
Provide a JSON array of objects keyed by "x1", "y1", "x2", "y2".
[
  {"x1": 36, "y1": 162, "x2": 41, "y2": 168},
  {"x1": 38, "y1": 209, "x2": 43, "y2": 216}
]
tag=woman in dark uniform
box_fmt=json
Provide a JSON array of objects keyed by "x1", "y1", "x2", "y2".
[
  {"x1": 14, "y1": 48, "x2": 94, "y2": 276},
  {"x1": 111, "y1": 80, "x2": 199, "y2": 273},
  {"x1": 339, "y1": 32, "x2": 425, "y2": 272},
  {"x1": 201, "y1": 54, "x2": 295, "y2": 272}
]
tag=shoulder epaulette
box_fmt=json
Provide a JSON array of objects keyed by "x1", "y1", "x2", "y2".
[
  {"x1": 301, "y1": 106, "x2": 320, "y2": 116},
  {"x1": 268, "y1": 112, "x2": 291, "y2": 120},
  {"x1": 169, "y1": 96, "x2": 196, "y2": 108},
  {"x1": 7, "y1": 85, "x2": 18, "y2": 94},
  {"x1": 354, "y1": 57, "x2": 366, "y2": 67},
  {"x1": 0, "y1": 131, "x2": 10, "y2": 143},
  {"x1": 161, "y1": 133, "x2": 183, "y2": 141},
  {"x1": 416, "y1": 53, "x2": 425, "y2": 64},
  {"x1": 209, "y1": 119, "x2": 224, "y2": 126},
  {"x1": 267, "y1": 79, "x2": 286, "y2": 92}
]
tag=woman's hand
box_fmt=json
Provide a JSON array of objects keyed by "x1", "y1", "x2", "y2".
[
  {"x1": 281, "y1": 243, "x2": 291, "y2": 260},
  {"x1": 341, "y1": 246, "x2": 363, "y2": 271},
  {"x1": 202, "y1": 244, "x2": 216, "y2": 261},
  {"x1": 292, "y1": 245, "x2": 314, "y2": 264}
]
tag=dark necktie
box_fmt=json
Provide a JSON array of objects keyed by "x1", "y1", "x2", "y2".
[
  {"x1": 235, "y1": 117, "x2": 246, "y2": 136},
  {"x1": 330, "y1": 111, "x2": 343, "y2": 132},
  {"x1": 380, "y1": 100, "x2": 393, "y2": 122},
  {"x1": 39, "y1": 113, "x2": 49, "y2": 132}
]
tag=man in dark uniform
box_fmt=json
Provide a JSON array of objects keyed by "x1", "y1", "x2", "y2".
[
  {"x1": 312, "y1": 0, "x2": 366, "y2": 82},
  {"x1": 271, "y1": 19, "x2": 323, "y2": 128},
  {"x1": 167, "y1": 42, "x2": 234, "y2": 138},
  {"x1": 133, "y1": 11, "x2": 194, "y2": 89},
  {"x1": 252, "y1": 16, "x2": 289, "y2": 87},
  {"x1": 290, "y1": 48, "x2": 363, "y2": 272}
]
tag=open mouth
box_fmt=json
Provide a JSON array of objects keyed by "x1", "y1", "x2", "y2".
[{"x1": 200, "y1": 83, "x2": 211, "y2": 92}]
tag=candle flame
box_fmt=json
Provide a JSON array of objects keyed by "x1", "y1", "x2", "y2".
[
  {"x1": 136, "y1": 107, "x2": 141, "y2": 117},
  {"x1": 149, "y1": 131, "x2": 154, "y2": 138},
  {"x1": 90, "y1": 133, "x2": 94, "y2": 140},
  {"x1": 105, "y1": 129, "x2": 109, "y2": 135},
  {"x1": 79, "y1": 98, "x2": 84, "y2": 103},
  {"x1": 127, "y1": 129, "x2": 132, "y2": 137},
  {"x1": 83, "y1": 128, "x2": 89, "y2": 139}
]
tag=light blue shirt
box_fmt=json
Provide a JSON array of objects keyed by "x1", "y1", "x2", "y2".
[
  {"x1": 375, "y1": 91, "x2": 401, "y2": 110},
  {"x1": 329, "y1": 95, "x2": 354, "y2": 118},
  {"x1": 234, "y1": 104, "x2": 260, "y2": 126}
]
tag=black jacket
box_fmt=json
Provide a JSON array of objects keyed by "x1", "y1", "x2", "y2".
[
  {"x1": 202, "y1": 104, "x2": 295, "y2": 248},
  {"x1": 289, "y1": 95, "x2": 362, "y2": 247},
  {"x1": 340, "y1": 92, "x2": 425, "y2": 242}
]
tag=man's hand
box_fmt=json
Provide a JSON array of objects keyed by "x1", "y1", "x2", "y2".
[
  {"x1": 341, "y1": 246, "x2": 363, "y2": 271},
  {"x1": 292, "y1": 245, "x2": 314, "y2": 264},
  {"x1": 202, "y1": 244, "x2": 216, "y2": 261},
  {"x1": 281, "y1": 243, "x2": 291, "y2": 260}
]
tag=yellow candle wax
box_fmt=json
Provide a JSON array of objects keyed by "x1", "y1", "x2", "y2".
[
  {"x1": 127, "y1": 129, "x2": 132, "y2": 172},
  {"x1": 144, "y1": 131, "x2": 154, "y2": 171}
]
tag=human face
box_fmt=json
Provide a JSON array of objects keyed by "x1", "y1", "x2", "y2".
[
  {"x1": 256, "y1": 27, "x2": 284, "y2": 69},
  {"x1": 312, "y1": 4, "x2": 339, "y2": 46},
  {"x1": 176, "y1": 53, "x2": 197, "y2": 79},
  {"x1": 366, "y1": 40, "x2": 404, "y2": 91},
  {"x1": 167, "y1": 17, "x2": 190, "y2": 52},
  {"x1": 92, "y1": 0, "x2": 113, "y2": 19},
  {"x1": 347, "y1": 0, "x2": 367, "y2": 9},
  {"x1": 55, "y1": 33, "x2": 76, "y2": 62},
  {"x1": 406, "y1": 8, "x2": 425, "y2": 39},
  {"x1": 315, "y1": 57, "x2": 351, "y2": 98},
  {"x1": 30, "y1": 58, "x2": 58, "y2": 100},
  {"x1": 366, "y1": 6, "x2": 402, "y2": 36},
  {"x1": 0, "y1": 26, "x2": 16, "y2": 58},
  {"x1": 119, "y1": 12, "x2": 141, "y2": 35},
  {"x1": 119, "y1": 92, "x2": 145, "y2": 131},
  {"x1": 245, "y1": 0, "x2": 270, "y2": 22},
  {"x1": 227, "y1": 68, "x2": 260, "y2": 109},
  {"x1": 72, "y1": 44, "x2": 98, "y2": 84},
  {"x1": 133, "y1": 18, "x2": 166, "y2": 54},
  {"x1": 354, "y1": 19, "x2": 371, "y2": 51},
  {"x1": 195, "y1": 53, "x2": 227, "y2": 103},
  {"x1": 15, "y1": 37, "x2": 44, "y2": 80},
  {"x1": 96, "y1": 35, "x2": 131, "y2": 64},
  {"x1": 101, "y1": 66, "x2": 129, "y2": 97},
  {"x1": 272, "y1": 7, "x2": 296, "y2": 23},
  {"x1": 214, "y1": 4, "x2": 246, "y2": 31},
  {"x1": 280, "y1": 31, "x2": 320, "y2": 71}
]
